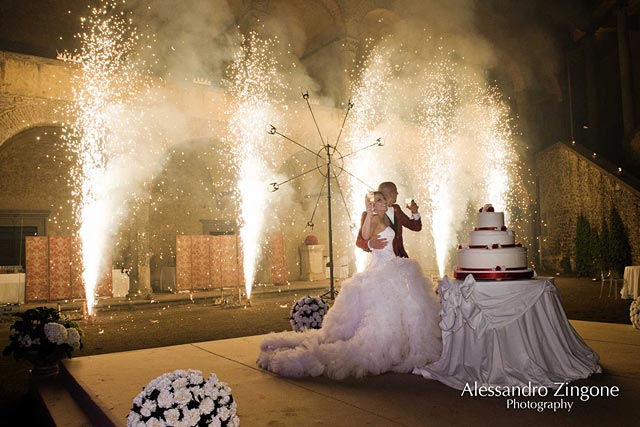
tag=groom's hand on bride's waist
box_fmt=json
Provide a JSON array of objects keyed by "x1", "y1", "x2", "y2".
[{"x1": 367, "y1": 236, "x2": 388, "y2": 250}]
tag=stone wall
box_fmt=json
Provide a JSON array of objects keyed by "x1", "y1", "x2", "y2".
[
  {"x1": 0, "y1": 51, "x2": 74, "y2": 146},
  {"x1": 0, "y1": 49, "x2": 355, "y2": 285},
  {"x1": 536, "y1": 143, "x2": 640, "y2": 272}
]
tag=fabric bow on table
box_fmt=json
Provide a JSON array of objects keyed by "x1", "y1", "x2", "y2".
[{"x1": 438, "y1": 275, "x2": 485, "y2": 334}]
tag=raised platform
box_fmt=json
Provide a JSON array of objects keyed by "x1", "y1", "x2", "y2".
[{"x1": 42, "y1": 320, "x2": 640, "y2": 426}]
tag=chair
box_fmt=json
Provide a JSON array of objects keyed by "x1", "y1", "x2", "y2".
[{"x1": 599, "y1": 270, "x2": 621, "y2": 299}]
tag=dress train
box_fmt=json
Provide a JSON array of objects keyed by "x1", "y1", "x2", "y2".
[{"x1": 257, "y1": 256, "x2": 442, "y2": 379}]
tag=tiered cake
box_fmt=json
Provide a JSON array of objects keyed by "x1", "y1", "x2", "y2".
[{"x1": 454, "y1": 204, "x2": 534, "y2": 280}]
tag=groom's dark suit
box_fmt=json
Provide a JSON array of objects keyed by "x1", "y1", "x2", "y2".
[{"x1": 356, "y1": 204, "x2": 422, "y2": 258}]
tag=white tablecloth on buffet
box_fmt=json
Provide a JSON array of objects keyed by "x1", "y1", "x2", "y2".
[
  {"x1": 621, "y1": 266, "x2": 640, "y2": 299},
  {"x1": 112, "y1": 269, "x2": 130, "y2": 297},
  {"x1": 413, "y1": 275, "x2": 601, "y2": 389},
  {"x1": 0, "y1": 273, "x2": 26, "y2": 304}
]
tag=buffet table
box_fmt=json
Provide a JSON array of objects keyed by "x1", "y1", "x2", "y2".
[
  {"x1": 621, "y1": 266, "x2": 640, "y2": 300},
  {"x1": 112, "y1": 269, "x2": 130, "y2": 297},
  {"x1": 0, "y1": 273, "x2": 26, "y2": 304},
  {"x1": 414, "y1": 275, "x2": 601, "y2": 389}
]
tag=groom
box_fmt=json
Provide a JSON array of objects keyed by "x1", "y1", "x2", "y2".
[{"x1": 356, "y1": 181, "x2": 422, "y2": 258}]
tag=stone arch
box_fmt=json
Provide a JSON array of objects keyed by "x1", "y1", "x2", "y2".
[
  {"x1": 0, "y1": 124, "x2": 74, "y2": 235},
  {"x1": 0, "y1": 98, "x2": 67, "y2": 149}
]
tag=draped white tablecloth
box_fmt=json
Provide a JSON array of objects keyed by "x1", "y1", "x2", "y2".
[
  {"x1": 621, "y1": 266, "x2": 640, "y2": 299},
  {"x1": 413, "y1": 275, "x2": 601, "y2": 390},
  {"x1": 0, "y1": 273, "x2": 26, "y2": 304},
  {"x1": 112, "y1": 269, "x2": 130, "y2": 297}
]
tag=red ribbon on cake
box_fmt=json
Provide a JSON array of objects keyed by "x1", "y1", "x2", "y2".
[
  {"x1": 466, "y1": 243, "x2": 523, "y2": 249},
  {"x1": 453, "y1": 270, "x2": 534, "y2": 280},
  {"x1": 474, "y1": 226, "x2": 508, "y2": 231}
]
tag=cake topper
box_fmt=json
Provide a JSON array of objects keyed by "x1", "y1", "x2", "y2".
[{"x1": 479, "y1": 204, "x2": 495, "y2": 212}]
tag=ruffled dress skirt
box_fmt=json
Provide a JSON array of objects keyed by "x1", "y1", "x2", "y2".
[{"x1": 257, "y1": 258, "x2": 442, "y2": 379}]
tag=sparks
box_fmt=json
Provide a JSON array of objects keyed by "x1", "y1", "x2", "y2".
[
  {"x1": 61, "y1": 1, "x2": 148, "y2": 315},
  {"x1": 226, "y1": 32, "x2": 289, "y2": 299},
  {"x1": 347, "y1": 46, "x2": 394, "y2": 272},
  {"x1": 345, "y1": 41, "x2": 528, "y2": 277}
]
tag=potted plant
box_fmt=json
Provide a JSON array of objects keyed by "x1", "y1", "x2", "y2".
[
  {"x1": 3, "y1": 306, "x2": 83, "y2": 378},
  {"x1": 290, "y1": 296, "x2": 330, "y2": 331},
  {"x1": 128, "y1": 369, "x2": 240, "y2": 426},
  {"x1": 304, "y1": 235, "x2": 319, "y2": 245}
]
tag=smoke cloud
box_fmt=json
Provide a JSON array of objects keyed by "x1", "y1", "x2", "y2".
[{"x1": 61, "y1": 0, "x2": 586, "y2": 276}]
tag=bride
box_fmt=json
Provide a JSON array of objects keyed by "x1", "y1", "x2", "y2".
[{"x1": 257, "y1": 191, "x2": 442, "y2": 379}]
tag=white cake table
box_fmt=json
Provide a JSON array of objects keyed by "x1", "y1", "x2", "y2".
[
  {"x1": 621, "y1": 266, "x2": 640, "y2": 299},
  {"x1": 112, "y1": 269, "x2": 130, "y2": 297},
  {"x1": 0, "y1": 273, "x2": 26, "y2": 304},
  {"x1": 414, "y1": 275, "x2": 601, "y2": 389}
]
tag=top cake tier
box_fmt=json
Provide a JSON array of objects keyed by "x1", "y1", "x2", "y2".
[{"x1": 477, "y1": 211, "x2": 504, "y2": 229}]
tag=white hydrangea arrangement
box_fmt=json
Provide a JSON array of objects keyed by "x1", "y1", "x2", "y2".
[
  {"x1": 128, "y1": 369, "x2": 240, "y2": 427},
  {"x1": 44, "y1": 322, "x2": 82, "y2": 347},
  {"x1": 290, "y1": 296, "x2": 330, "y2": 332},
  {"x1": 3, "y1": 306, "x2": 83, "y2": 365},
  {"x1": 630, "y1": 299, "x2": 640, "y2": 329}
]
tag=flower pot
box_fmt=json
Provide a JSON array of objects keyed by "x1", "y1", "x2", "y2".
[{"x1": 29, "y1": 361, "x2": 60, "y2": 382}]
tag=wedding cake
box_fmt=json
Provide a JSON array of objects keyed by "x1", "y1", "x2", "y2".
[{"x1": 454, "y1": 204, "x2": 534, "y2": 280}]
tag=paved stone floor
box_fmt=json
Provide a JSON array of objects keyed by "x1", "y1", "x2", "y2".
[
  {"x1": 59, "y1": 320, "x2": 640, "y2": 426},
  {"x1": 1, "y1": 276, "x2": 638, "y2": 426}
]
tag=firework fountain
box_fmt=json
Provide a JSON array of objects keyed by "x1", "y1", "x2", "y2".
[
  {"x1": 344, "y1": 43, "x2": 527, "y2": 277},
  {"x1": 417, "y1": 63, "x2": 526, "y2": 277},
  {"x1": 416, "y1": 60, "x2": 459, "y2": 278},
  {"x1": 226, "y1": 33, "x2": 288, "y2": 300},
  {"x1": 475, "y1": 88, "x2": 519, "y2": 212},
  {"x1": 62, "y1": 1, "x2": 159, "y2": 315},
  {"x1": 346, "y1": 46, "x2": 395, "y2": 272},
  {"x1": 58, "y1": 3, "x2": 528, "y2": 304}
]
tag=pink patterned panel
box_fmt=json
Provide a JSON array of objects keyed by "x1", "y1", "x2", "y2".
[
  {"x1": 237, "y1": 236, "x2": 245, "y2": 288},
  {"x1": 217, "y1": 235, "x2": 242, "y2": 286},
  {"x1": 269, "y1": 233, "x2": 287, "y2": 285},
  {"x1": 191, "y1": 235, "x2": 211, "y2": 290},
  {"x1": 49, "y1": 237, "x2": 72, "y2": 301},
  {"x1": 209, "y1": 236, "x2": 222, "y2": 288},
  {"x1": 70, "y1": 237, "x2": 85, "y2": 299},
  {"x1": 176, "y1": 235, "x2": 192, "y2": 291},
  {"x1": 26, "y1": 237, "x2": 49, "y2": 302},
  {"x1": 218, "y1": 235, "x2": 243, "y2": 288}
]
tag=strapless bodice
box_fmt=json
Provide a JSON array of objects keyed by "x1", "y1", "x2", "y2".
[{"x1": 370, "y1": 227, "x2": 396, "y2": 268}]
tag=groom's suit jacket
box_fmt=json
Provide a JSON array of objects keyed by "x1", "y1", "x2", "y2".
[{"x1": 356, "y1": 204, "x2": 422, "y2": 258}]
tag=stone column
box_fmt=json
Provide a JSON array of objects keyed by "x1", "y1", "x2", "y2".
[
  {"x1": 616, "y1": 0, "x2": 636, "y2": 143},
  {"x1": 341, "y1": 36, "x2": 360, "y2": 101},
  {"x1": 127, "y1": 203, "x2": 152, "y2": 298}
]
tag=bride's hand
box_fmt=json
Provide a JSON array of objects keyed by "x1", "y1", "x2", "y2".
[{"x1": 368, "y1": 235, "x2": 388, "y2": 249}]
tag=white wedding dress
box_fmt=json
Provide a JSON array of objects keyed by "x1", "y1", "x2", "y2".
[{"x1": 257, "y1": 227, "x2": 442, "y2": 379}]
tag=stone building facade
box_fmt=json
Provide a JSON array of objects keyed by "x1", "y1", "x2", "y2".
[
  {"x1": 536, "y1": 142, "x2": 640, "y2": 272},
  {"x1": 1, "y1": 1, "x2": 640, "y2": 297},
  {"x1": 0, "y1": 50, "x2": 357, "y2": 294}
]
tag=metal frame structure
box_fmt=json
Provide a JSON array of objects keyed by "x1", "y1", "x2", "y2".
[{"x1": 268, "y1": 92, "x2": 382, "y2": 299}]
